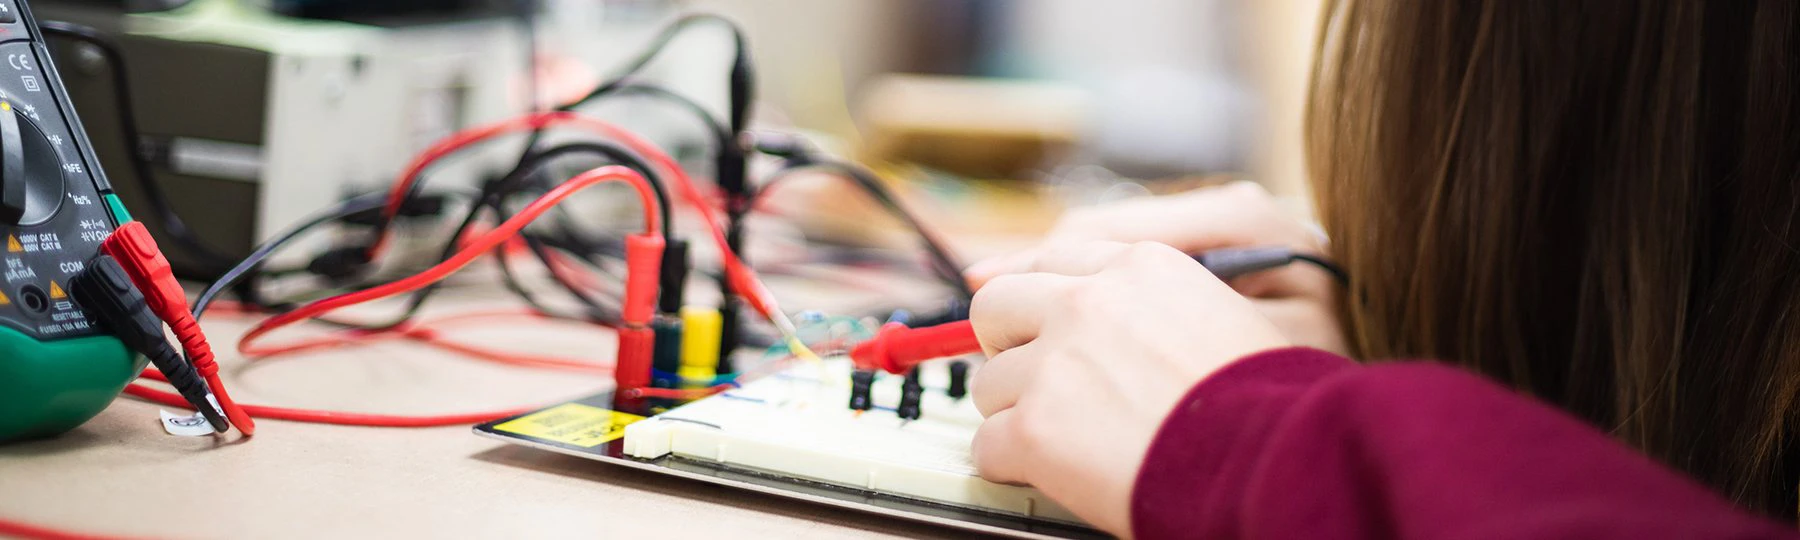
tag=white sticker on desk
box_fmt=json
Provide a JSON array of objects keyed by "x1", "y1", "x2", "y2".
[{"x1": 159, "y1": 409, "x2": 214, "y2": 437}]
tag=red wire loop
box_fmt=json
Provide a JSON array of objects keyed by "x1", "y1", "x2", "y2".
[
  {"x1": 370, "y1": 111, "x2": 782, "y2": 320},
  {"x1": 118, "y1": 166, "x2": 660, "y2": 429},
  {"x1": 243, "y1": 165, "x2": 660, "y2": 356}
]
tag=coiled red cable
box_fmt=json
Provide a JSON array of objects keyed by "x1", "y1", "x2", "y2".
[
  {"x1": 370, "y1": 110, "x2": 783, "y2": 320},
  {"x1": 245, "y1": 165, "x2": 661, "y2": 354},
  {"x1": 123, "y1": 166, "x2": 658, "y2": 429}
]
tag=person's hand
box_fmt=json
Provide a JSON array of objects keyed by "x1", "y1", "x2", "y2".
[
  {"x1": 969, "y1": 240, "x2": 1290, "y2": 536},
  {"x1": 966, "y1": 181, "x2": 1348, "y2": 354}
]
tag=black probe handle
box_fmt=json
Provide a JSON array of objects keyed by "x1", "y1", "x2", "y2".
[
  {"x1": 1194, "y1": 246, "x2": 1299, "y2": 280},
  {"x1": 70, "y1": 256, "x2": 228, "y2": 432}
]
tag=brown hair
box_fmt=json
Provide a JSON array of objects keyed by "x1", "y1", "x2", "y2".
[{"x1": 1307, "y1": 0, "x2": 1800, "y2": 517}]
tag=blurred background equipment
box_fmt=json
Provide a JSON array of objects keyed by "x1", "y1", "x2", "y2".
[
  {"x1": 36, "y1": 0, "x2": 539, "y2": 276},
  {"x1": 858, "y1": 74, "x2": 1085, "y2": 180}
]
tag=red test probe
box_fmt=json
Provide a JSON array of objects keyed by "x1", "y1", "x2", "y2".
[{"x1": 849, "y1": 320, "x2": 979, "y2": 375}]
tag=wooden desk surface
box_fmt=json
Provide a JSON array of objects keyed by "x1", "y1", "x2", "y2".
[{"x1": 0, "y1": 281, "x2": 974, "y2": 539}]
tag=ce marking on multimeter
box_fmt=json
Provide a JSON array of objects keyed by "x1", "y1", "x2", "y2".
[{"x1": 6, "y1": 51, "x2": 38, "y2": 93}]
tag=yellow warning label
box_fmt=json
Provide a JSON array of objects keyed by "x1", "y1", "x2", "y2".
[
  {"x1": 0, "y1": 291, "x2": 9, "y2": 305},
  {"x1": 5, "y1": 235, "x2": 18, "y2": 253},
  {"x1": 47, "y1": 281, "x2": 64, "y2": 299},
  {"x1": 492, "y1": 403, "x2": 644, "y2": 448}
]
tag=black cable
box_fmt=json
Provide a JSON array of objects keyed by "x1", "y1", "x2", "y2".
[
  {"x1": 509, "y1": 14, "x2": 746, "y2": 170},
  {"x1": 565, "y1": 14, "x2": 747, "y2": 113},
  {"x1": 193, "y1": 193, "x2": 387, "y2": 319},
  {"x1": 512, "y1": 81, "x2": 726, "y2": 275},
  {"x1": 195, "y1": 140, "x2": 661, "y2": 325},
  {"x1": 354, "y1": 142, "x2": 667, "y2": 329},
  {"x1": 402, "y1": 143, "x2": 672, "y2": 242},
  {"x1": 191, "y1": 188, "x2": 618, "y2": 333},
  {"x1": 482, "y1": 187, "x2": 618, "y2": 323},
  {"x1": 487, "y1": 141, "x2": 671, "y2": 308},
  {"x1": 493, "y1": 231, "x2": 623, "y2": 323},
  {"x1": 609, "y1": 82, "x2": 732, "y2": 150},
  {"x1": 38, "y1": 21, "x2": 236, "y2": 273},
  {"x1": 752, "y1": 160, "x2": 976, "y2": 301},
  {"x1": 1291, "y1": 253, "x2": 1351, "y2": 285}
]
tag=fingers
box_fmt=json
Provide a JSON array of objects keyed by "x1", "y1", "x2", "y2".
[
  {"x1": 971, "y1": 344, "x2": 1039, "y2": 417},
  {"x1": 969, "y1": 272, "x2": 1075, "y2": 356},
  {"x1": 970, "y1": 240, "x2": 1149, "y2": 287},
  {"x1": 971, "y1": 408, "x2": 1029, "y2": 485},
  {"x1": 965, "y1": 247, "x2": 1046, "y2": 289},
  {"x1": 967, "y1": 240, "x2": 1127, "y2": 288},
  {"x1": 965, "y1": 181, "x2": 1326, "y2": 289}
]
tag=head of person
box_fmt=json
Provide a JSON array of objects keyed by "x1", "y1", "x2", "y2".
[{"x1": 1307, "y1": 0, "x2": 1800, "y2": 517}]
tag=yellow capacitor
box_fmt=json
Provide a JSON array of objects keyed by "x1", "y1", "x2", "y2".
[{"x1": 679, "y1": 306, "x2": 724, "y2": 385}]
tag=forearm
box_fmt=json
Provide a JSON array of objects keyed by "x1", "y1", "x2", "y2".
[{"x1": 1132, "y1": 348, "x2": 1794, "y2": 539}]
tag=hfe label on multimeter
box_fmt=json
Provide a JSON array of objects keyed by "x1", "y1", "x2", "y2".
[{"x1": 493, "y1": 403, "x2": 644, "y2": 447}]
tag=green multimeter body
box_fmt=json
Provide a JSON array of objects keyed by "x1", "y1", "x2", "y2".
[{"x1": 0, "y1": 0, "x2": 147, "y2": 442}]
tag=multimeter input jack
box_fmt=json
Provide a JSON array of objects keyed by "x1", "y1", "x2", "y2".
[{"x1": 17, "y1": 284, "x2": 47, "y2": 313}]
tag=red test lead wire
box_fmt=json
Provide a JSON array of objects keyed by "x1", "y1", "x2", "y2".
[
  {"x1": 238, "y1": 165, "x2": 665, "y2": 409},
  {"x1": 375, "y1": 111, "x2": 784, "y2": 323},
  {"x1": 848, "y1": 320, "x2": 981, "y2": 375},
  {"x1": 122, "y1": 166, "x2": 658, "y2": 429}
]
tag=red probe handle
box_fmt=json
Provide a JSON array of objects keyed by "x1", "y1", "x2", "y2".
[{"x1": 849, "y1": 320, "x2": 982, "y2": 374}]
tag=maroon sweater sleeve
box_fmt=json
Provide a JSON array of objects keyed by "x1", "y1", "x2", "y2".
[{"x1": 1131, "y1": 347, "x2": 1796, "y2": 540}]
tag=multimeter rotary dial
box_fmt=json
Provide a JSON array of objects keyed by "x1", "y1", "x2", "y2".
[{"x1": 0, "y1": 101, "x2": 64, "y2": 226}]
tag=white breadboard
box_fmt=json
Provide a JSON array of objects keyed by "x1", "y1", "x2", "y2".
[{"x1": 623, "y1": 359, "x2": 1082, "y2": 524}]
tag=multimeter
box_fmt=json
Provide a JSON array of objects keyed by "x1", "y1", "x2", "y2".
[{"x1": 0, "y1": 0, "x2": 146, "y2": 442}]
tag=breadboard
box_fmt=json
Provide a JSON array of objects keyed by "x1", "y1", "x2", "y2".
[{"x1": 622, "y1": 359, "x2": 1083, "y2": 525}]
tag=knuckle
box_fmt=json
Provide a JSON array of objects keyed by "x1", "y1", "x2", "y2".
[{"x1": 1056, "y1": 279, "x2": 1095, "y2": 305}]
